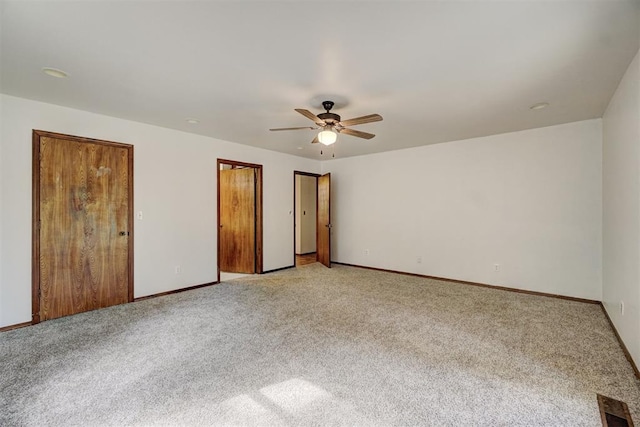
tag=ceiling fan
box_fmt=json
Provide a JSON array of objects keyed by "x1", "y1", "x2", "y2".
[{"x1": 269, "y1": 101, "x2": 383, "y2": 145}]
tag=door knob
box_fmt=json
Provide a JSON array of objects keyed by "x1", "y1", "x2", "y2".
[{"x1": 119, "y1": 231, "x2": 129, "y2": 236}]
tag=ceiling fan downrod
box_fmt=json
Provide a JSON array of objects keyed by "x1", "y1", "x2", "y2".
[{"x1": 322, "y1": 100, "x2": 335, "y2": 112}]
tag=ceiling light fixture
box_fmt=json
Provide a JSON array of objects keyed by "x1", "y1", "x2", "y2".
[
  {"x1": 530, "y1": 102, "x2": 549, "y2": 110},
  {"x1": 186, "y1": 118, "x2": 199, "y2": 124},
  {"x1": 318, "y1": 129, "x2": 337, "y2": 145},
  {"x1": 42, "y1": 67, "x2": 68, "y2": 78}
]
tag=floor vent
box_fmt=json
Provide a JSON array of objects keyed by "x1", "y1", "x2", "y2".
[{"x1": 598, "y1": 394, "x2": 634, "y2": 427}]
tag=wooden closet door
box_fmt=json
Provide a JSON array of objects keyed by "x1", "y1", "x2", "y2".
[
  {"x1": 219, "y1": 168, "x2": 256, "y2": 273},
  {"x1": 37, "y1": 134, "x2": 131, "y2": 321}
]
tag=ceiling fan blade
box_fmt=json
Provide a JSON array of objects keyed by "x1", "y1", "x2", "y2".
[
  {"x1": 338, "y1": 128, "x2": 376, "y2": 140},
  {"x1": 339, "y1": 114, "x2": 383, "y2": 127},
  {"x1": 269, "y1": 126, "x2": 316, "y2": 131},
  {"x1": 311, "y1": 135, "x2": 319, "y2": 144},
  {"x1": 295, "y1": 108, "x2": 326, "y2": 125}
]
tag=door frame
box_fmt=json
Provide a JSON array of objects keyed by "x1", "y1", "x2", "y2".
[
  {"x1": 293, "y1": 171, "x2": 321, "y2": 266},
  {"x1": 32, "y1": 130, "x2": 134, "y2": 324},
  {"x1": 217, "y1": 159, "x2": 263, "y2": 281}
]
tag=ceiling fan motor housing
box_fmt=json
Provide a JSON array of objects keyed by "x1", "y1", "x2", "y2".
[{"x1": 318, "y1": 112, "x2": 341, "y2": 125}]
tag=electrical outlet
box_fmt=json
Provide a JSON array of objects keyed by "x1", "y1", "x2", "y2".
[
  {"x1": 175, "y1": 266, "x2": 181, "y2": 274},
  {"x1": 494, "y1": 264, "x2": 500, "y2": 272},
  {"x1": 620, "y1": 301, "x2": 625, "y2": 316},
  {"x1": 417, "y1": 256, "x2": 422, "y2": 264},
  {"x1": 364, "y1": 249, "x2": 370, "y2": 256}
]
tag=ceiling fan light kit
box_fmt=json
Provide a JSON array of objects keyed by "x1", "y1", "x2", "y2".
[
  {"x1": 270, "y1": 100, "x2": 383, "y2": 150},
  {"x1": 318, "y1": 129, "x2": 337, "y2": 145}
]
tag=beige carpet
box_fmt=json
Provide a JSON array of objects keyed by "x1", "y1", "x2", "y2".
[{"x1": 1, "y1": 263, "x2": 639, "y2": 426}]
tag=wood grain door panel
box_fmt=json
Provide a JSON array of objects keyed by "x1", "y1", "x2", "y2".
[
  {"x1": 317, "y1": 173, "x2": 331, "y2": 268},
  {"x1": 219, "y1": 168, "x2": 256, "y2": 273},
  {"x1": 35, "y1": 132, "x2": 132, "y2": 321}
]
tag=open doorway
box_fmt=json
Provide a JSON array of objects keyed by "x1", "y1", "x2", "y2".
[
  {"x1": 294, "y1": 171, "x2": 331, "y2": 268},
  {"x1": 217, "y1": 159, "x2": 263, "y2": 282},
  {"x1": 294, "y1": 172, "x2": 318, "y2": 266}
]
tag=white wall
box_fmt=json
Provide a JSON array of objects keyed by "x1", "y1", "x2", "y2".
[
  {"x1": 603, "y1": 49, "x2": 640, "y2": 368},
  {"x1": 0, "y1": 94, "x2": 320, "y2": 327},
  {"x1": 295, "y1": 175, "x2": 316, "y2": 254},
  {"x1": 322, "y1": 120, "x2": 603, "y2": 300}
]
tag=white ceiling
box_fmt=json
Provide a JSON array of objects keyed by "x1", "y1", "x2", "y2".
[{"x1": 1, "y1": 1, "x2": 638, "y2": 160}]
